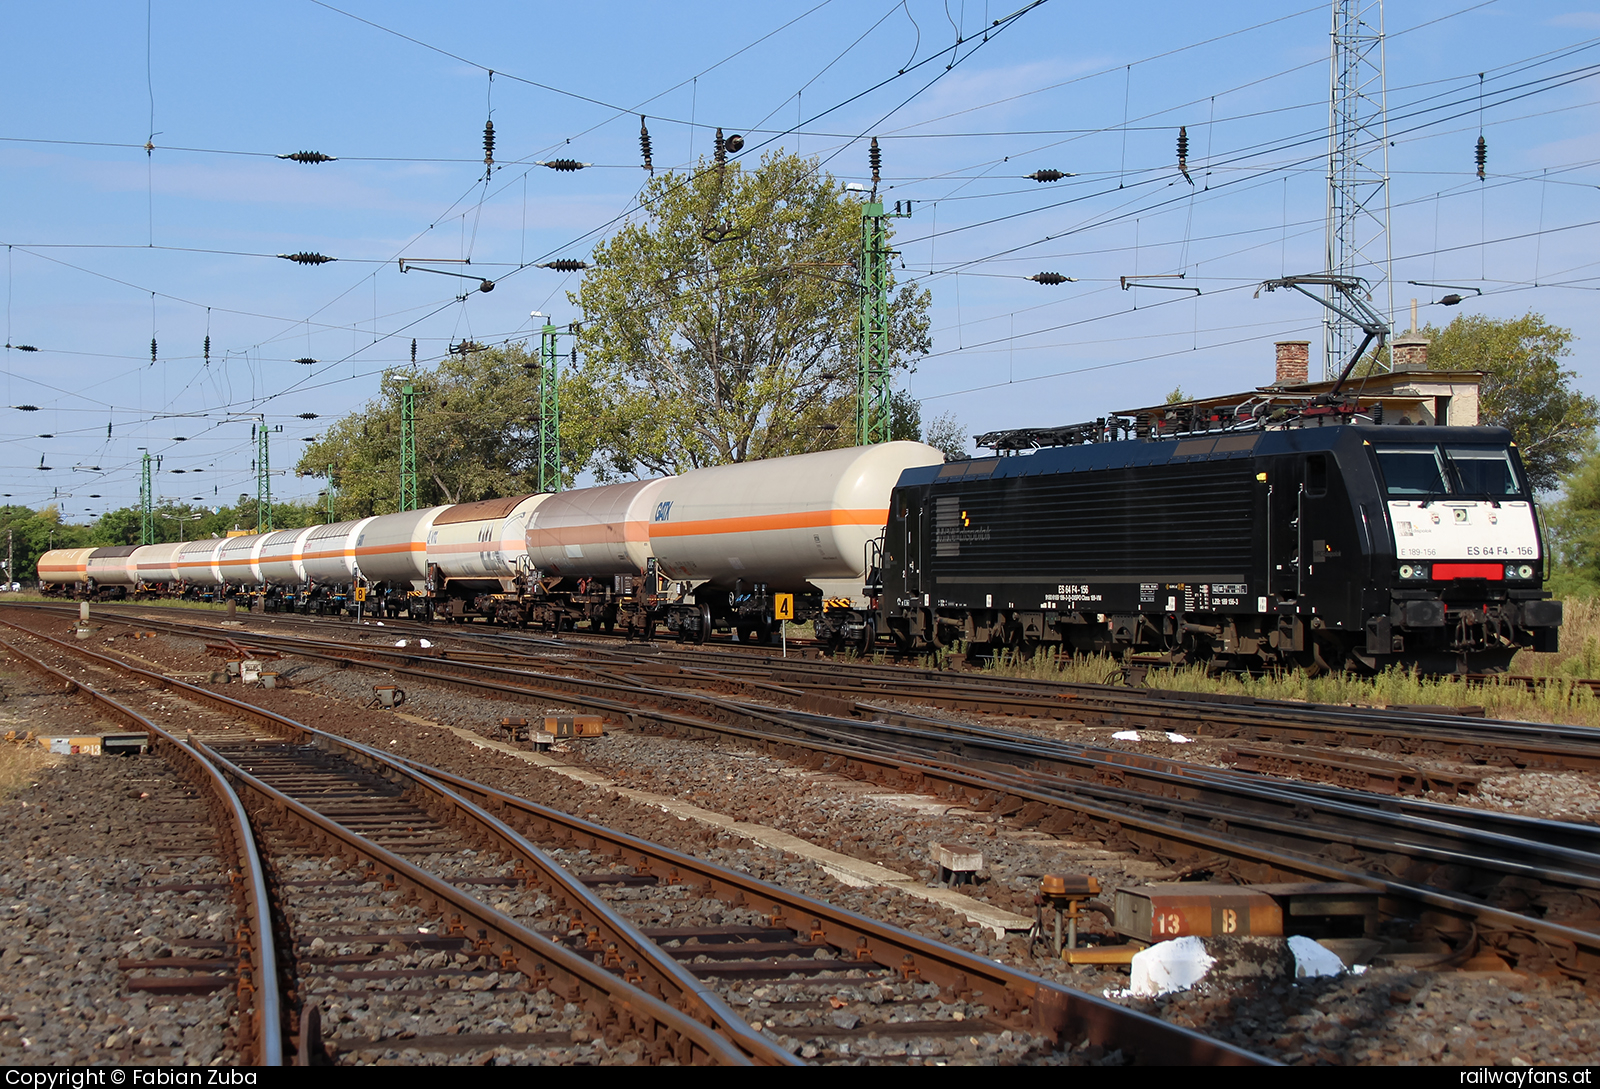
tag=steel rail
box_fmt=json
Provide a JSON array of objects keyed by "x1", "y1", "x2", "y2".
[
  {"x1": 387, "y1": 754, "x2": 1269, "y2": 1065},
  {"x1": 0, "y1": 635, "x2": 285, "y2": 1065},
  {"x1": 0, "y1": 618, "x2": 792, "y2": 1066},
  {"x1": 0, "y1": 610, "x2": 1273, "y2": 1065},
  {"x1": 89, "y1": 614, "x2": 1600, "y2": 983},
  {"x1": 189, "y1": 735, "x2": 752, "y2": 1066},
  {"x1": 23, "y1": 606, "x2": 1600, "y2": 978},
  {"x1": 140, "y1": 619, "x2": 1600, "y2": 874}
]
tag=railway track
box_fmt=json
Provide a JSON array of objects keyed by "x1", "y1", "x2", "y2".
[
  {"x1": 33, "y1": 602, "x2": 1600, "y2": 985},
  {"x1": 0, "y1": 609, "x2": 1257, "y2": 1065}
]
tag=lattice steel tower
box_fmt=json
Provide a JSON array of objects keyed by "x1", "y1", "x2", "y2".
[
  {"x1": 536, "y1": 322, "x2": 562, "y2": 493},
  {"x1": 1324, "y1": 0, "x2": 1394, "y2": 377},
  {"x1": 399, "y1": 384, "x2": 418, "y2": 511}
]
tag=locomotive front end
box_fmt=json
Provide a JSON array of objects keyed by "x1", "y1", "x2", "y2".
[{"x1": 1366, "y1": 431, "x2": 1559, "y2": 671}]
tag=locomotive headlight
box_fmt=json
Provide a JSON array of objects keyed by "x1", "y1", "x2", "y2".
[
  {"x1": 1505, "y1": 563, "x2": 1518, "y2": 579},
  {"x1": 1400, "y1": 563, "x2": 1429, "y2": 580},
  {"x1": 1517, "y1": 564, "x2": 1534, "y2": 579}
]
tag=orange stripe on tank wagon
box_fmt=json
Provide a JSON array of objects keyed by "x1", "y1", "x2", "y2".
[{"x1": 648, "y1": 508, "x2": 888, "y2": 538}]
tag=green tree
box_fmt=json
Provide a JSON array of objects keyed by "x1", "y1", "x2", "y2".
[
  {"x1": 296, "y1": 344, "x2": 580, "y2": 509},
  {"x1": 0, "y1": 504, "x2": 89, "y2": 580},
  {"x1": 566, "y1": 151, "x2": 932, "y2": 480},
  {"x1": 923, "y1": 412, "x2": 970, "y2": 462},
  {"x1": 1425, "y1": 312, "x2": 1597, "y2": 492},
  {"x1": 1545, "y1": 438, "x2": 1600, "y2": 598}
]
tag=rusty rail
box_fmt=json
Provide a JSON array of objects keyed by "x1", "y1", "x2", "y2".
[{"x1": 0, "y1": 635, "x2": 285, "y2": 1065}]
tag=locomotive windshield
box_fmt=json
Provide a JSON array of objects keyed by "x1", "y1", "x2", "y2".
[{"x1": 1375, "y1": 443, "x2": 1523, "y2": 497}]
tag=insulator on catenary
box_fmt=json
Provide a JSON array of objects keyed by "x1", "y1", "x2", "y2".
[
  {"x1": 714, "y1": 128, "x2": 727, "y2": 169},
  {"x1": 150, "y1": 338, "x2": 157, "y2": 365},
  {"x1": 537, "y1": 259, "x2": 589, "y2": 272},
  {"x1": 277, "y1": 151, "x2": 337, "y2": 163},
  {"x1": 203, "y1": 335, "x2": 210, "y2": 364},
  {"x1": 298, "y1": 412, "x2": 319, "y2": 419},
  {"x1": 278, "y1": 252, "x2": 336, "y2": 265},
  {"x1": 411, "y1": 338, "x2": 417, "y2": 364},
  {"x1": 1030, "y1": 272, "x2": 1075, "y2": 285},
  {"x1": 1177, "y1": 126, "x2": 1193, "y2": 185},
  {"x1": 639, "y1": 116, "x2": 654, "y2": 173},
  {"x1": 11, "y1": 344, "x2": 38, "y2": 352},
  {"x1": 1476, "y1": 135, "x2": 1487, "y2": 180},
  {"x1": 296, "y1": 357, "x2": 317, "y2": 365},
  {"x1": 1027, "y1": 169, "x2": 1067, "y2": 183},
  {"x1": 483, "y1": 119, "x2": 495, "y2": 170},
  {"x1": 538, "y1": 159, "x2": 587, "y2": 172},
  {"x1": 869, "y1": 137, "x2": 881, "y2": 189}
]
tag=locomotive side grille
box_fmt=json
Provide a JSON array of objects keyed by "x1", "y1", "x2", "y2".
[{"x1": 932, "y1": 463, "x2": 1255, "y2": 578}]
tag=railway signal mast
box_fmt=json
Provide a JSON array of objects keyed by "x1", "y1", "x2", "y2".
[{"x1": 1324, "y1": 0, "x2": 1393, "y2": 377}]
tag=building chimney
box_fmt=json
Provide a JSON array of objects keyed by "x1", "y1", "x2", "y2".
[
  {"x1": 1391, "y1": 331, "x2": 1430, "y2": 372},
  {"x1": 1274, "y1": 340, "x2": 1310, "y2": 386}
]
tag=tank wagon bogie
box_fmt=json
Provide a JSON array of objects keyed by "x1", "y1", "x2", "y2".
[{"x1": 876, "y1": 424, "x2": 1559, "y2": 673}]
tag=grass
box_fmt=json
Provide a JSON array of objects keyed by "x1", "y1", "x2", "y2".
[
  {"x1": 0, "y1": 741, "x2": 62, "y2": 800},
  {"x1": 0, "y1": 592, "x2": 232, "y2": 612},
  {"x1": 975, "y1": 597, "x2": 1600, "y2": 728}
]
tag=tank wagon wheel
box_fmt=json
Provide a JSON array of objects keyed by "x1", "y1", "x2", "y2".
[{"x1": 692, "y1": 603, "x2": 712, "y2": 645}]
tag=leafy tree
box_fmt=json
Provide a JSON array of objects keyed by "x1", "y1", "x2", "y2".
[
  {"x1": 0, "y1": 504, "x2": 89, "y2": 580},
  {"x1": 566, "y1": 151, "x2": 931, "y2": 480},
  {"x1": 923, "y1": 412, "x2": 970, "y2": 462},
  {"x1": 296, "y1": 344, "x2": 582, "y2": 509},
  {"x1": 1545, "y1": 438, "x2": 1600, "y2": 598},
  {"x1": 1425, "y1": 312, "x2": 1597, "y2": 492},
  {"x1": 1164, "y1": 386, "x2": 1190, "y2": 404},
  {"x1": 87, "y1": 500, "x2": 322, "y2": 547}
]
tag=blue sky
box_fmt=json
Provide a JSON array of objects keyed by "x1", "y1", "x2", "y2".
[{"x1": 4, "y1": 1, "x2": 1599, "y2": 518}]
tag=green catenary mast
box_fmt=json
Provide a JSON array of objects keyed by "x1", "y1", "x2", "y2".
[
  {"x1": 537, "y1": 322, "x2": 562, "y2": 493},
  {"x1": 857, "y1": 138, "x2": 909, "y2": 446},
  {"x1": 139, "y1": 451, "x2": 153, "y2": 545},
  {"x1": 399, "y1": 383, "x2": 418, "y2": 511},
  {"x1": 256, "y1": 423, "x2": 274, "y2": 531}
]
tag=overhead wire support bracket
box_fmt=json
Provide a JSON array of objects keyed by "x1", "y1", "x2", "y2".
[
  {"x1": 1121, "y1": 273, "x2": 1199, "y2": 295},
  {"x1": 397, "y1": 259, "x2": 494, "y2": 293},
  {"x1": 1406, "y1": 280, "x2": 1482, "y2": 307}
]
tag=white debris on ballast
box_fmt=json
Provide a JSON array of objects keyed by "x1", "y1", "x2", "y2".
[{"x1": 1129, "y1": 936, "x2": 1215, "y2": 997}]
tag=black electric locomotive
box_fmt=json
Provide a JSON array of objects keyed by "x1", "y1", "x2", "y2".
[{"x1": 874, "y1": 424, "x2": 1561, "y2": 673}]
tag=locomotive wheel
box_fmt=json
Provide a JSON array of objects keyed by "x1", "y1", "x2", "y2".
[{"x1": 694, "y1": 603, "x2": 712, "y2": 645}]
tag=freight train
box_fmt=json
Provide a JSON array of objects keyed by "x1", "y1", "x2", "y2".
[
  {"x1": 37, "y1": 442, "x2": 945, "y2": 646},
  {"x1": 35, "y1": 423, "x2": 1562, "y2": 672}
]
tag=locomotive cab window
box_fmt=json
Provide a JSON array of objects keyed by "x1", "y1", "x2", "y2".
[
  {"x1": 1375, "y1": 443, "x2": 1524, "y2": 498},
  {"x1": 1375, "y1": 446, "x2": 1450, "y2": 495},
  {"x1": 1444, "y1": 444, "x2": 1522, "y2": 496}
]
